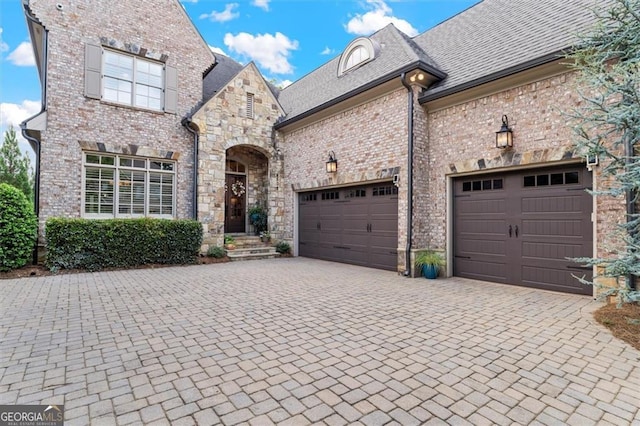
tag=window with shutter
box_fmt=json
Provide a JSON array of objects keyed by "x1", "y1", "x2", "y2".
[{"x1": 84, "y1": 44, "x2": 175, "y2": 113}]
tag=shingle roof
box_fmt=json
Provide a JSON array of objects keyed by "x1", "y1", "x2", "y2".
[
  {"x1": 203, "y1": 54, "x2": 245, "y2": 102},
  {"x1": 276, "y1": 0, "x2": 610, "y2": 124},
  {"x1": 276, "y1": 24, "x2": 444, "y2": 125},
  {"x1": 415, "y1": 0, "x2": 611, "y2": 100}
]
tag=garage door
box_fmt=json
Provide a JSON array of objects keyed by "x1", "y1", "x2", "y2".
[
  {"x1": 454, "y1": 165, "x2": 593, "y2": 295},
  {"x1": 299, "y1": 183, "x2": 398, "y2": 270}
]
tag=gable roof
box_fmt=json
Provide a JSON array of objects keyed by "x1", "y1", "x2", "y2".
[
  {"x1": 276, "y1": 24, "x2": 445, "y2": 127},
  {"x1": 203, "y1": 54, "x2": 281, "y2": 104},
  {"x1": 415, "y1": 0, "x2": 612, "y2": 101},
  {"x1": 203, "y1": 54, "x2": 245, "y2": 102}
]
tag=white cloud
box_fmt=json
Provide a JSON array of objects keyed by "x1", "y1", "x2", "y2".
[
  {"x1": 252, "y1": 0, "x2": 270, "y2": 11},
  {"x1": 200, "y1": 3, "x2": 240, "y2": 22},
  {"x1": 0, "y1": 100, "x2": 41, "y2": 129},
  {"x1": 0, "y1": 100, "x2": 41, "y2": 159},
  {"x1": 0, "y1": 28, "x2": 9, "y2": 54},
  {"x1": 209, "y1": 45, "x2": 228, "y2": 56},
  {"x1": 346, "y1": 0, "x2": 418, "y2": 37},
  {"x1": 320, "y1": 46, "x2": 334, "y2": 55},
  {"x1": 224, "y1": 32, "x2": 298, "y2": 75},
  {"x1": 180, "y1": 0, "x2": 198, "y2": 3},
  {"x1": 7, "y1": 41, "x2": 36, "y2": 66},
  {"x1": 278, "y1": 79, "x2": 293, "y2": 88}
]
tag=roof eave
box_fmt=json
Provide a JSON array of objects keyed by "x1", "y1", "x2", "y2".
[
  {"x1": 419, "y1": 49, "x2": 569, "y2": 104},
  {"x1": 275, "y1": 61, "x2": 446, "y2": 130}
]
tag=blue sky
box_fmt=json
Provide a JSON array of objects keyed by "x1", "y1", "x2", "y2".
[{"x1": 0, "y1": 0, "x2": 478, "y2": 158}]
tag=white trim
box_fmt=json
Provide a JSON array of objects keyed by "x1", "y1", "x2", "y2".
[{"x1": 338, "y1": 37, "x2": 379, "y2": 76}]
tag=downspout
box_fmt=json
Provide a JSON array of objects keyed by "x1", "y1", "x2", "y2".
[
  {"x1": 181, "y1": 117, "x2": 199, "y2": 220},
  {"x1": 22, "y1": 2, "x2": 47, "y2": 265},
  {"x1": 400, "y1": 73, "x2": 414, "y2": 277},
  {"x1": 624, "y1": 134, "x2": 636, "y2": 290}
]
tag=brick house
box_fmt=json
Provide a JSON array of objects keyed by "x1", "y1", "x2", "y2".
[
  {"x1": 270, "y1": 0, "x2": 618, "y2": 296},
  {"x1": 20, "y1": 0, "x2": 215, "y2": 243},
  {"x1": 22, "y1": 0, "x2": 623, "y2": 296}
]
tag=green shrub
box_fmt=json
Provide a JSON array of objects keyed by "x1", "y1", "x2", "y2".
[
  {"x1": 0, "y1": 183, "x2": 37, "y2": 271},
  {"x1": 207, "y1": 245, "x2": 226, "y2": 258},
  {"x1": 275, "y1": 241, "x2": 291, "y2": 255},
  {"x1": 45, "y1": 218, "x2": 203, "y2": 271}
]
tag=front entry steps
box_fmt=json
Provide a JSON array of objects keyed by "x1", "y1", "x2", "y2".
[{"x1": 226, "y1": 235, "x2": 278, "y2": 261}]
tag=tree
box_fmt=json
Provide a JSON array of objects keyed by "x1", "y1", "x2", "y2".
[
  {"x1": 0, "y1": 126, "x2": 34, "y2": 204},
  {"x1": 566, "y1": 0, "x2": 639, "y2": 305}
]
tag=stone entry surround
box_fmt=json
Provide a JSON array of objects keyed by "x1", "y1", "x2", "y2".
[{"x1": 2, "y1": 258, "x2": 638, "y2": 425}]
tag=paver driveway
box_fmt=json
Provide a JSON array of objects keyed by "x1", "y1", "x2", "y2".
[{"x1": 1, "y1": 258, "x2": 639, "y2": 425}]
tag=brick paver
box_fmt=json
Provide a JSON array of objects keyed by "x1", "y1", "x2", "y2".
[{"x1": 1, "y1": 258, "x2": 640, "y2": 424}]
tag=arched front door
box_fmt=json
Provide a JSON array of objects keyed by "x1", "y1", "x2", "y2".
[{"x1": 225, "y1": 159, "x2": 246, "y2": 233}]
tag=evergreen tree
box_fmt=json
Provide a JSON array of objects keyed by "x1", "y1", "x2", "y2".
[
  {"x1": 566, "y1": 0, "x2": 639, "y2": 304},
  {"x1": 0, "y1": 126, "x2": 34, "y2": 205}
]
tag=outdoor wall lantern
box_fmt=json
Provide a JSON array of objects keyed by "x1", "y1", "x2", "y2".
[
  {"x1": 326, "y1": 151, "x2": 338, "y2": 173},
  {"x1": 496, "y1": 115, "x2": 513, "y2": 149}
]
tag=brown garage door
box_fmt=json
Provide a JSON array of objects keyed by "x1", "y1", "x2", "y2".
[
  {"x1": 454, "y1": 165, "x2": 593, "y2": 295},
  {"x1": 299, "y1": 183, "x2": 398, "y2": 270}
]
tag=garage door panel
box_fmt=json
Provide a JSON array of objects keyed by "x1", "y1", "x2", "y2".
[
  {"x1": 522, "y1": 219, "x2": 585, "y2": 237},
  {"x1": 522, "y1": 194, "x2": 583, "y2": 213},
  {"x1": 457, "y1": 198, "x2": 506, "y2": 214},
  {"x1": 521, "y1": 266, "x2": 591, "y2": 295},
  {"x1": 458, "y1": 238, "x2": 506, "y2": 256},
  {"x1": 456, "y1": 259, "x2": 507, "y2": 282},
  {"x1": 522, "y1": 241, "x2": 586, "y2": 260},
  {"x1": 457, "y1": 219, "x2": 507, "y2": 235}
]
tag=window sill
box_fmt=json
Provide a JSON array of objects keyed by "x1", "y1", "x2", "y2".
[{"x1": 97, "y1": 99, "x2": 168, "y2": 115}]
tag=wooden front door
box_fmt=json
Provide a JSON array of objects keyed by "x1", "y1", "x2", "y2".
[{"x1": 225, "y1": 174, "x2": 246, "y2": 233}]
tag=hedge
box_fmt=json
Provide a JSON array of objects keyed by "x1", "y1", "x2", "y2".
[
  {"x1": 0, "y1": 183, "x2": 38, "y2": 272},
  {"x1": 45, "y1": 218, "x2": 203, "y2": 271}
]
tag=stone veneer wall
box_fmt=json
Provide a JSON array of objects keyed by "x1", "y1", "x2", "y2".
[
  {"x1": 280, "y1": 87, "x2": 410, "y2": 272},
  {"x1": 29, "y1": 0, "x2": 213, "y2": 242},
  {"x1": 192, "y1": 64, "x2": 284, "y2": 250},
  {"x1": 420, "y1": 70, "x2": 626, "y2": 263}
]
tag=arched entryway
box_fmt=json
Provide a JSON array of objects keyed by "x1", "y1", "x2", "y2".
[{"x1": 225, "y1": 145, "x2": 269, "y2": 235}]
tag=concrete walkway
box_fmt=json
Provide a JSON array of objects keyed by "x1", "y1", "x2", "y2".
[{"x1": 1, "y1": 258, "x2": 639, "y2": 425}]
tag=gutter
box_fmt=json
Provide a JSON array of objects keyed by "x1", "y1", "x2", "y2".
[
  {"x1": 400, "y1": 73, "x2": 414, "y2": 277},
  {"x1": 21, "y1": 0, "x2": 47, "y2": 265},
  {"x1": 181, "y1": 117, "x2": 199, "y2": 220},
  {"x1": 275, "y1": 61, "x2": 446, "y2": 131},
  {"x1": 419, "y1": 50, "x2": 569, "y2": 104}
]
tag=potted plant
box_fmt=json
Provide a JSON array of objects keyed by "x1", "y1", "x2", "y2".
[
  {"x1": 248, "y1": 205, "x2": 268, "y2": 235},
  {"x1": 415, "y1": 250, "x2": 445, "y2": 279},
  {"x1": 260, "y1": 231, "x2": 271, "y2": 243},
  {"x1": 224, "y1": 234, "x2": 236, "y2": 250}
]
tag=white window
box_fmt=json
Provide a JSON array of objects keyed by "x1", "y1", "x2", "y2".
[
  {"x1": 103, "y1": 50, "x2": 164, "y2": 111},
  {"x1": 344, "y1": 46, "x2": 370, "y2": 71},
  {"x1": 338, "y1": 37, "x2": 379, "y2": 76},
  {"x1": 83, "y1": 153, "x2": 176, "y2": 218}
]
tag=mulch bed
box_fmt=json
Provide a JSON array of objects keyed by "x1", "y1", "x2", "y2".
[
  {"x1": 0, "y1": 255, "x2": 230, "y2": 280},
  {"x1": 593, "y1": 302, "x2": 640, "y2": 352}
]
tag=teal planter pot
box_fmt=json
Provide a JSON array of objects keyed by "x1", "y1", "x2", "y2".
[{"x1": 422, "y1": 264, "x2": 439, "y2": 279}]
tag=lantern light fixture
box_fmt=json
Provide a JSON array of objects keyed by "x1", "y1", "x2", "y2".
[
  {"x1": 326, "y1": 151, "x2": 337, "y2": 173},
  {"x1": 495, "y1": 115, "x2": 513, "y2": 149}
]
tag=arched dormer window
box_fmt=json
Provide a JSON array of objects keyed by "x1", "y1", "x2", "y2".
[{"x1": 338, "y1": 37, "x2": 379, "y2": 76}]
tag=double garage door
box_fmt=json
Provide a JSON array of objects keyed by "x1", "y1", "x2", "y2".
[
  {"x1": 298, "y1": 183, "x2": 398, "y2": 271},
  {"x1": 454, "y1": 165, "x2": 593, "y2": 295}
]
